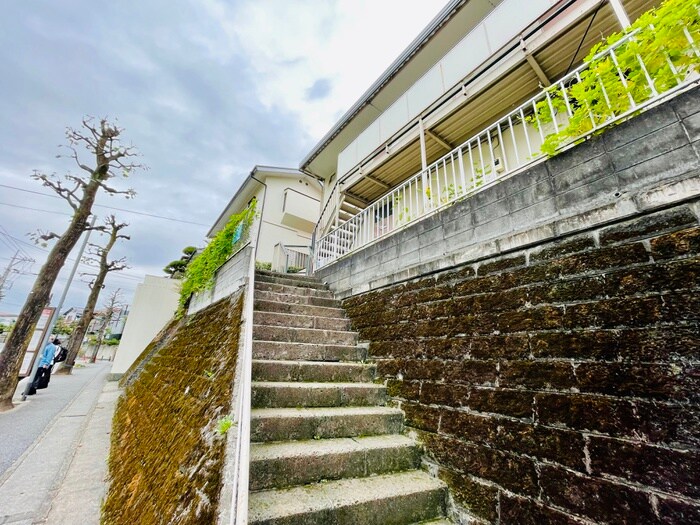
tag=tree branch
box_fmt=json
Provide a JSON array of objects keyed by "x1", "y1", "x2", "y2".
[{"x1": 31, "y1": 172, "x2": 80, "y2": 210}]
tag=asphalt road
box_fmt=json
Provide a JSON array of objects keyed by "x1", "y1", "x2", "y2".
[{"x1": 0, "y1": 361, "x2": 111, "y2": 478}]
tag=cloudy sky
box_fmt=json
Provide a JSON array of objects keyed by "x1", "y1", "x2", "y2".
[{"x1": 0, "y1": 0, "x2": 446, "y2": 314}]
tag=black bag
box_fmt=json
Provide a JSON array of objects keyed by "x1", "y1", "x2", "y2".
[{"x1": 55, "y1": 346, "x2": 68, "y2": 363}]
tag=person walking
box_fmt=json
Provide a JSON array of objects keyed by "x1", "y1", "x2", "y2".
[{"x1": 26, "y1": 338, "x2": 61, "y2": 397}]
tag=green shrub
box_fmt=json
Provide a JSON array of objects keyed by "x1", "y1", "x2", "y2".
[
  {"x1": 178, "y1": 203, "x2": 256, "y2": 313},
  {"x1": 532, "y1": 0, "x2": 700, "y2": 156}
]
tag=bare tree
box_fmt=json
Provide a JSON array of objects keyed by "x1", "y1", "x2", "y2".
[
  {"x1": 0, "y1": 118, "x2": 143, "y2": 411},
  {"x1": 56, "y1": 216, "x2": 129, "y2": 375},
  {"x1": 89, "y1": 289, "x2": 123, "y2": 363}
]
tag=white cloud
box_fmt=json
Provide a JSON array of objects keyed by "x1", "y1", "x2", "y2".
[
  {"x1": 231, "y1": 0, "x2": 447, "y2": 139},
  {"x1": 0, "y1": 0, "x2": 448, "y2": 311}
]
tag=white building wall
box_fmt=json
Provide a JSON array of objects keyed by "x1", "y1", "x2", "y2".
[
  {"x1": 256, "y1": 175, "x2": 321, "y2": 263},
  {"x1": 109, "y1": 275, "x2": 180, "y2": 379}
]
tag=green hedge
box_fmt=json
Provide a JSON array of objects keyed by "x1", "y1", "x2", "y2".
[{"x1": 179, "y1": 202, "x2": 256, "y2": 313}]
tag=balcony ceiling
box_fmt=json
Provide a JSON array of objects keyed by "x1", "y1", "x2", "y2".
[{"x1": 343, "y1": 0, "x2": 658, "y2": 207}]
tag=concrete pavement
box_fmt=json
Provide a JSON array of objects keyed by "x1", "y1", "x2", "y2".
[
  {"x1": 0, "y1": 362, "x2": 119, "y2": 525},
  {"x1": 0, "y1": 363, "x2": 109, "y2": 478}
]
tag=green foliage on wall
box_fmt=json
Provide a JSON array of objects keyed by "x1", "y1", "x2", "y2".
[
  {"x1": 532, "y1": 0, "x2": 700, "y2": 156},
  {"x1": 103, "y1": 294, "x2": 244, "y2": 525},
  {"x1": 178, "y1": 203, "x2": 256, "y2": 313}
]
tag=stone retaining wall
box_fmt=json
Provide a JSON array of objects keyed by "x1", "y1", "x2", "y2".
[
  {"x1": 343, "y1": 203, "x2": 700, "y2": 523},
  {"x1": 103, "y1": 294, "x2": 244, "y2": 525}
]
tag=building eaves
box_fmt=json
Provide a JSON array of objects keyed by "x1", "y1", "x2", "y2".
[{"x1": 299, "y1": 0, "x2": 467, "y2": 171}]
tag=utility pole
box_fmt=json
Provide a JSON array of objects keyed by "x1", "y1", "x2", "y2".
[
  {"x1": 22, "y1": 217, "x2": 96, "y2": 399},
  {"x1": 0, "y1": 251, "x2": 20, "y2": 302},
  {"x1": 0, "y1": 251, "x2": 33, "y2": 302}
]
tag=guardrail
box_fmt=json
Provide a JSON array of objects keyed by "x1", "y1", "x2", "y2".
[
  {"x1": 272, "y1": 243, "x2": 311, "y2": 274},
  {"x1": 314, "y1": 19, "x2": 700, "y2": 270}
]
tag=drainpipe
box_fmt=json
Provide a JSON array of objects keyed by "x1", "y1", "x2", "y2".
[{"x1": 250, "y1": 171, "x2": 267, "y2": 262}]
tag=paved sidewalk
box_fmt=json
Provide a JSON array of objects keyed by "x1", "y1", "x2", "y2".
[
  {"x1": 44, "y1": 381, "x2": 120, "y2": 524},
  {"x1": 0, "y1": 363, "x2": 110, "y2": 477},
  {"x1": 0, "y1": 365, "x2": 120, "y2": 525}
]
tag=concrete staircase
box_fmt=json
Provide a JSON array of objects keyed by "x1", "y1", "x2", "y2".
[{"x1": 248, "y1": 270, "x2": 450, "y2": 525}]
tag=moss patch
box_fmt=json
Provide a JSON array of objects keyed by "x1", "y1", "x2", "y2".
[{"x1": 103, "y1": 293, "x2": 244, "y2": 525}]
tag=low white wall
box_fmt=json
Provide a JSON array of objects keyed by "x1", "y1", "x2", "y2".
[
  {"x1": 109, "y1": 275, "x2": 180, "y2": 379},
  {"x1": 188, "y1": 245, "x2": 253, "y2": 315}
]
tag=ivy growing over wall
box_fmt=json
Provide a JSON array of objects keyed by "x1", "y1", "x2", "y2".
[
  {"x1": 178, "y1": 202, "x2": 256, "y2": 313},
  {"x1": 532, "y1": 0, "x2": 700, "y2": 156}
]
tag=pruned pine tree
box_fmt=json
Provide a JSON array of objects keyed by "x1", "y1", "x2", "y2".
[{"x1": 0, "y1": 118, "x2": 143, "y2": 411}]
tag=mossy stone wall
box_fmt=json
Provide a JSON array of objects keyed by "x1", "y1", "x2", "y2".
[
  {"x1": 343, "y1": 204, "x2": 700, "y2": 524},
  {"x1": 103, "y1": 293, "x2": 244, "y2": 525}
]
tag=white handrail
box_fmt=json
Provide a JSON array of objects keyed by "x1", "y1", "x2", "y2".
[{"x1": 228, "y1": 220, "x2": 261, "y2": 524}]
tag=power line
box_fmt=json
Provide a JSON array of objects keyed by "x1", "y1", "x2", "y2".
[
  {"x1": 0, "y1": 201, "x2": 72, "y2": 217},
  {"x1": 0, "y1": 231, "x2": 151, "y2": 281},
  {"x1": 0, "y1": 184, "x2": 210, "y2": 226}
]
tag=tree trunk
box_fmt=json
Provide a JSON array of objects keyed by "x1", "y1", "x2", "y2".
[
  {"x1": 90, "y1": 320, "x2": 108, "y2": 363},
  {"x1": 0, "y1": 191, "x2": 98, "y2": 410},
  {"x1": 55, "y1": 273, "x2": 106, "y2": 375}
]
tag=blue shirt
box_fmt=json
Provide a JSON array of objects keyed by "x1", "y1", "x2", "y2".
[{"x1": 38, "y1": 343, "x2": 57, "y2": 368}]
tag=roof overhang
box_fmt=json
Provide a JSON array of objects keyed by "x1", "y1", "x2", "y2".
[{"x1": 299, "y1": 0, "x2": 503, "y2": 179}]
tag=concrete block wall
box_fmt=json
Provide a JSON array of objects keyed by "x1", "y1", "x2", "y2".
[
  {"x1": 316, "y1": 85, "x2": 700, "y2": 300},
  {"x1": 342, "y1": 204, "x2": 700, "y2": 524},
  {"x1": 188, "y1": 245, "x2": 253, "y2": 314}
]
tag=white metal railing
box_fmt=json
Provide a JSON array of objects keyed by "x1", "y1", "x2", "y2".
[
  {"x1": 314, "y1": 181, "x2": 341, "y2": 239},
  {"x1": 314, "y1": 20, "x2": 700, "y2": 270},
  {"x1": 272, "y1": 243, "x2": 311, "y2": 274}
]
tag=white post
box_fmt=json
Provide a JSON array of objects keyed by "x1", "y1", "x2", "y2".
[
  {"x1": 419, "y1": 118, "x2": 429, "y2": 209},
  {"x1": 608, "y1": 0, "x2": 631, "y2": 29}
]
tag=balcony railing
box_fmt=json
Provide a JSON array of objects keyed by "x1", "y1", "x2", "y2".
[
  {"x1": 272, "y1": 242, "x2": 311, "y2": 274},
  {"x1": 314, "y1": 17, "x2": 700, "y2": 270}
]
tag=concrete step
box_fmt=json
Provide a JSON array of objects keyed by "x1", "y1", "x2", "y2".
[
  {"x1": 251, "y1": 382, "x2": 386, "y2": 408},
  {"x1": 254, "y1": 290, "x2": 340, "y2": 308},
  {"x1": 255, "y1": 281, "x2": 333, "y2": 298},
  {"x1": 251, "y1": 406, "x2": 403, "y2": 442},
  {"x1": 254, "y1": 310, "x2": 351, "y2": 331},
  {"x1": 252, "y1": 341, "x2": 367, "y2": 362},
  {"x1": 252, "y1": 359, "x2": 375, "y2": 382},
  {"x1": 256, "y1": 273, "x2": 329, "y2": 290},
  {"x1": 248, "y1": 470, "x2": 447, "y2": 525},
  {"x1": 253, "y1": 325, "x2": 358, "y2": 346},
  {"x1": 256, "y1": 270, "x2": 320, "y2": 284},
  {"x1": 254, "y1": 299, "x2": 346, "y2": 319},
  {"x1": 249, "y1": 435, "x2": 420, "y2": 491}
]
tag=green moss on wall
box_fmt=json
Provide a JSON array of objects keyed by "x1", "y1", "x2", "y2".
[
  {"x1": 118, "y1": 316, "x2": 182, "y2": 389},
  {"x1": 103, "y1": 293, "x2": 244, "y2": 525}
]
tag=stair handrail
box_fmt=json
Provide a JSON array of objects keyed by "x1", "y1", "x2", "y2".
[
  {"x1": 313, "y1": 180, "x2": 340, "y2": 240},
  {"x1": 228, "y1": 211, "x2": 262, "y2": 525}
]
